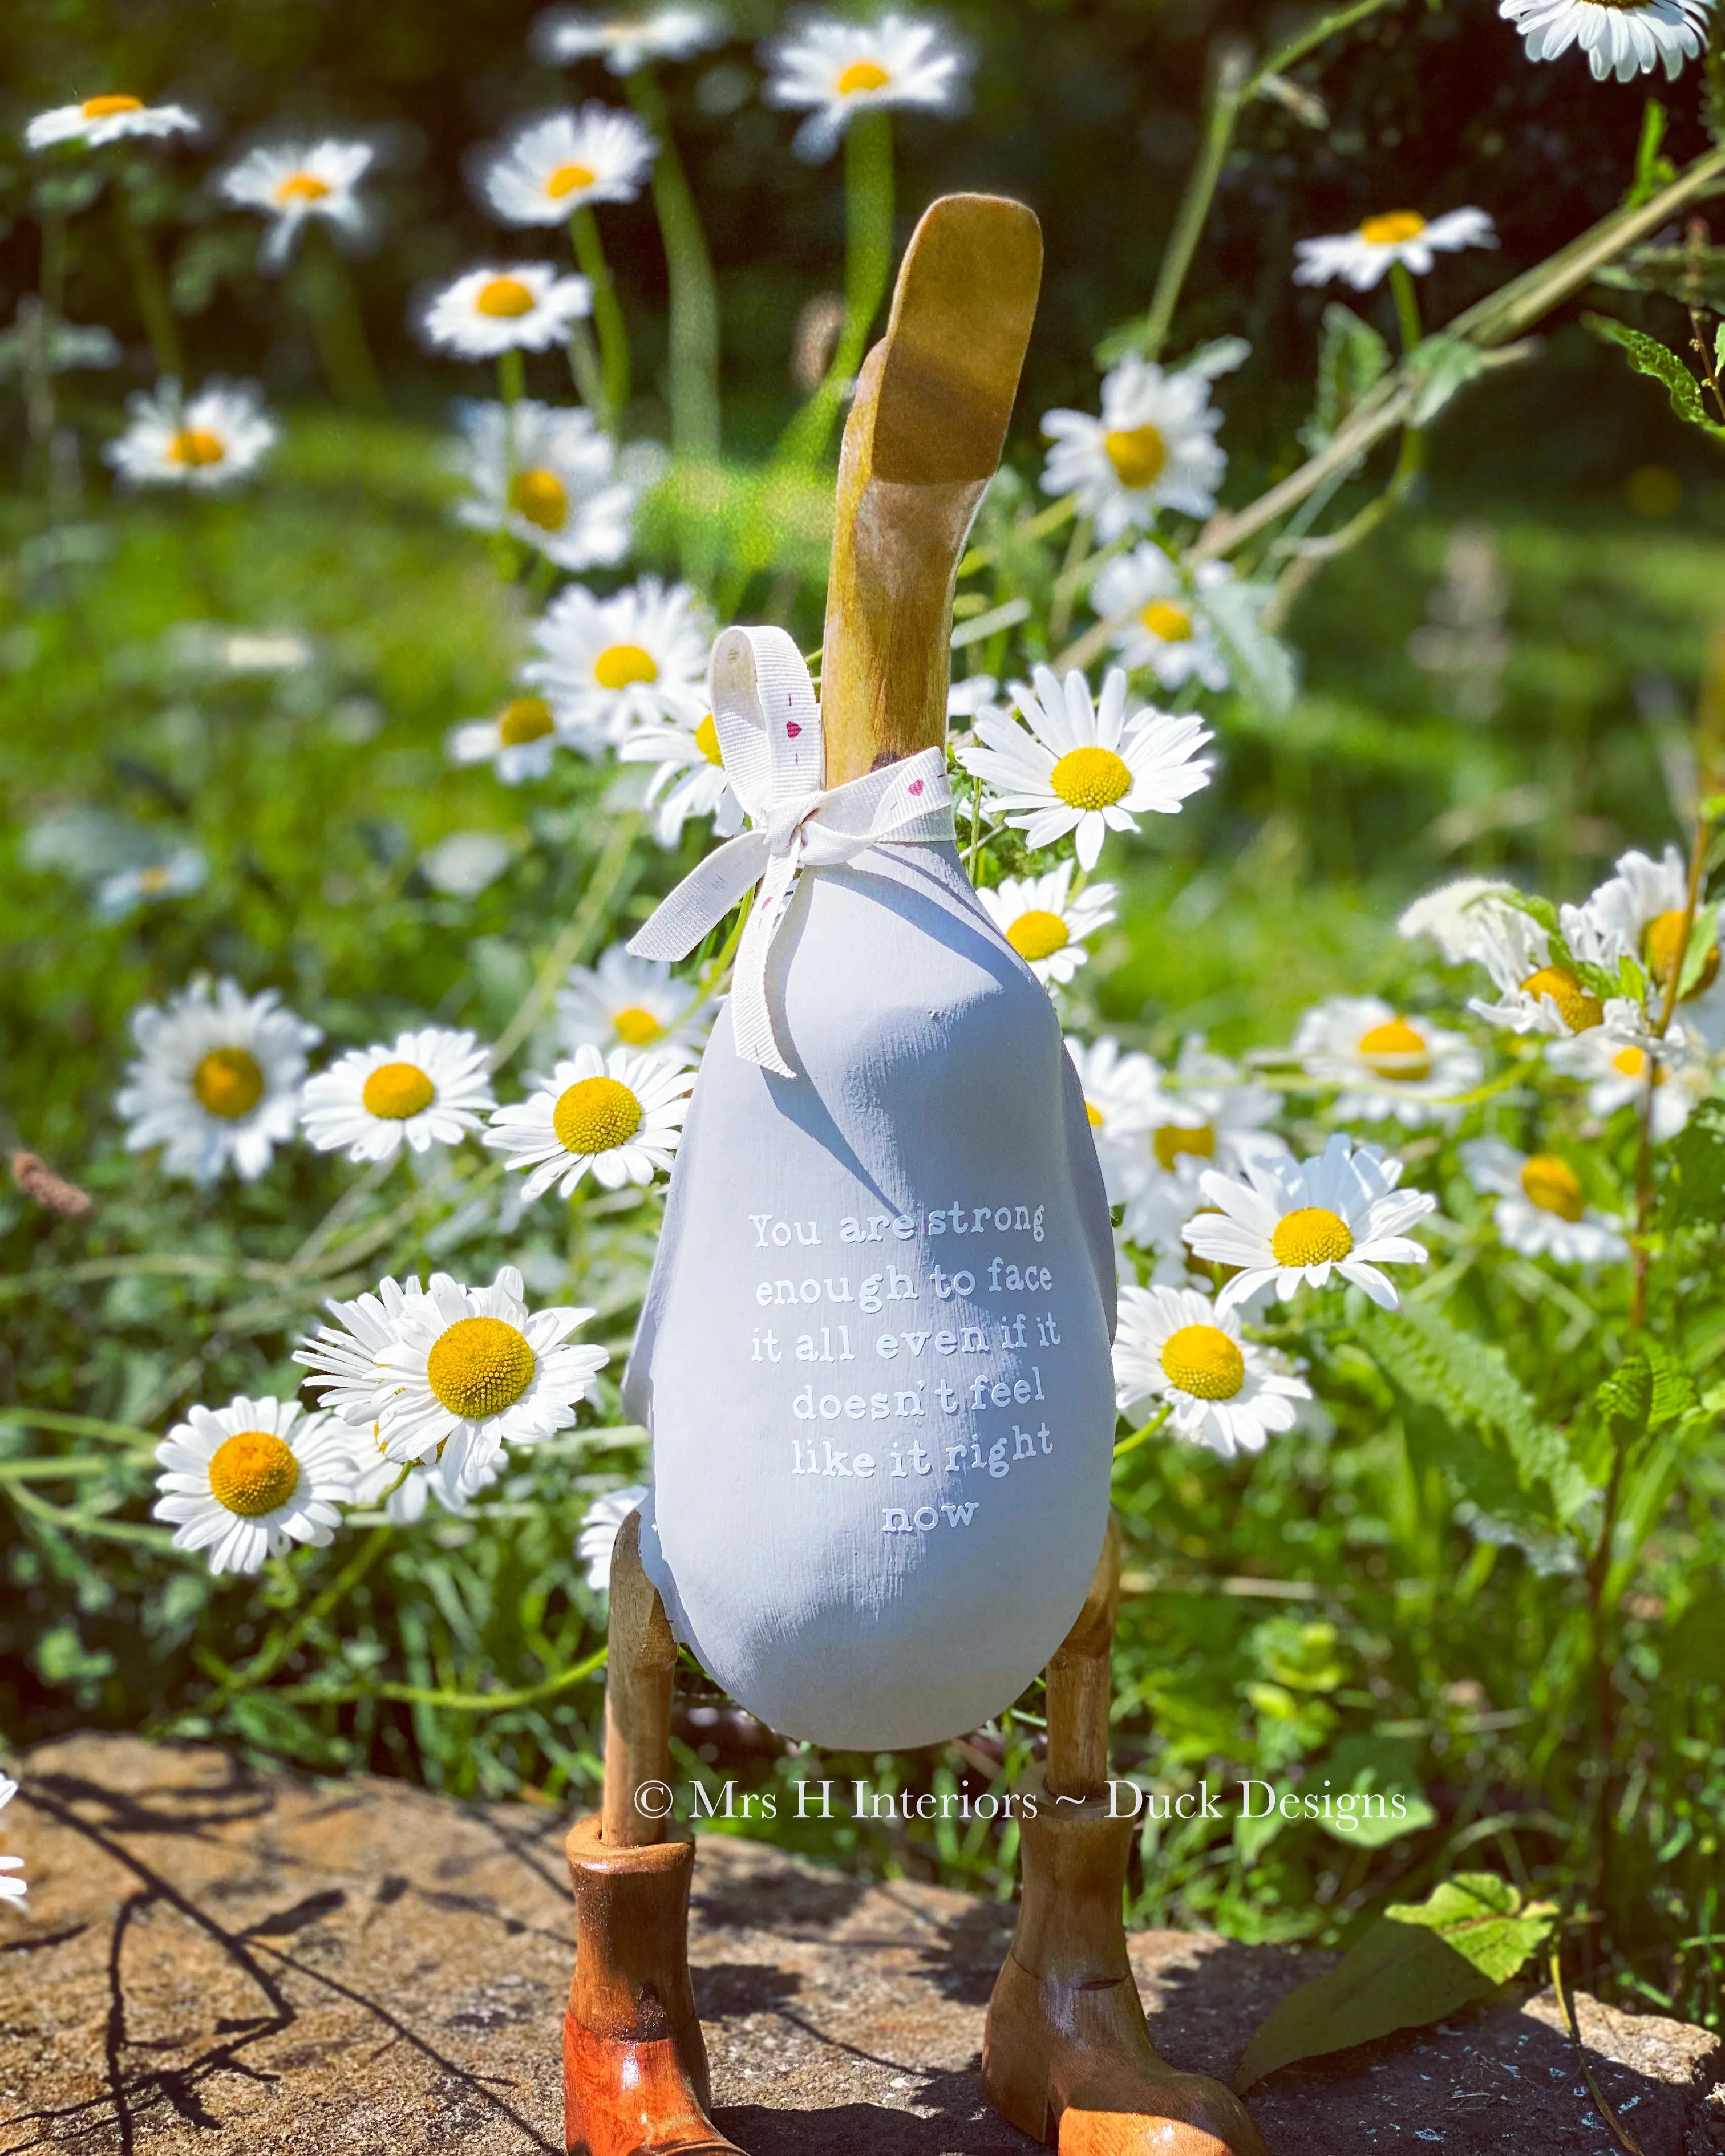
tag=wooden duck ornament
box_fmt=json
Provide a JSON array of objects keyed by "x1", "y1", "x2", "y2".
[{"x1": 561, "y1": 193, "x2": 1268, "y2": 2156}]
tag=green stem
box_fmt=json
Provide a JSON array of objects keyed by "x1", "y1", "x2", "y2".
[
  {"x1": 488, "y1": 813, "x2": 643, "y2": 1071},
  {"x1": 1388, "y1": 260, "x2": 1423, "y2": 356},
  {"x1": 1137, "y1": 0, "x2": 1398, "y2": 362},
  {"x1": 570, "y1": 205, "x2": 630, "y2": 425},
  {"x1": 116, "y1": 194, "x2": 183, "y2": 380},
  {"x1": 293, "y1": 228, "x2": 387, "y2": 411},
  {"x1": 627, "y1": 65, "x2": 721, "y2": 461},
  {"x1": 0, "y1": 1406, "x2": 160, "y2": 1448},
  {"x1": 203, "y1": 1525, "x2": 394, "y2": 1709},
  {"x1": 497, "y1": 347, "x2": 525, "y2": 406},
  {"x1": 269, "y1": 1641, "x2": 610, "y2": 1713},
  {"x1": 777, "y1": 110, "x2": 894, "y2": 470}
]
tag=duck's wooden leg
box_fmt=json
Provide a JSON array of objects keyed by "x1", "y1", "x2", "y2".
[
  {"x1": 983, "y1": 1517, "x2": 1269, "y2": 2156},
  {"x1": 563, "y1": 1511, "x2": 742, "y2": 2156}
]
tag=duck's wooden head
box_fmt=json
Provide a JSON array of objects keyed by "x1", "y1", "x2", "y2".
[{"x1": 819, "y1": 193, "x2": 1042, "y2": 787}]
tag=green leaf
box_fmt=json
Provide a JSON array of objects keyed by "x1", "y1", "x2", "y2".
[
  {"x1": 1404, "y1": 333, "x2": 1486, "y2": 427},
  {"x1": 1663, "y1": 1098, "x2": 1725, "y2": 1227},
  {"x1": 1367, "y1": 1303, "x2": 1594, "y2": 1525},
  {"x1": 1205, "y1": 576, "x2": 1298, "y2": 712},
  {"x1": 1301, "y1": 304, "x2": 1391, "y2": 453},
  {"x1": 1596, "y1": 1352, "x2": 1654, "y2": 1439},
  {"x1": 1314, "y1": 1733, "x2": 1439, "y2": 1848},
  {"x1": 1625, "y1": 97, "x2": 1678, "y2": 209},
  {"x1": 1585, "y1": 312, "x2": 1725, "y2": 443},
  {"x1": 1233, "y1": 1875, "x2": 1557, "y2": 2092},
  {"x1": 1677, "y1": 902, "x2": 1721, "y2": 1001}
]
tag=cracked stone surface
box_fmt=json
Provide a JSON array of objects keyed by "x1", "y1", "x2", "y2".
[{"x1": 2, "y1": 1734, "x2": 1720, "y2": 2153}]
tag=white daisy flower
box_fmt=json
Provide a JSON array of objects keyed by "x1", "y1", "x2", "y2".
[
  {"x1": 1466, "y1": 899, "x2": 1619, "y2": 1038},
  {"x1": 618, "y1": 707, "x2": 746, "y2": 848},
  {"x1": 152, "y1": 1395, "x2": 353, "y2": 1577},
  {"x1": 1500, "y1": 0, "x2": 1712, "y2": 81},
  {"x1": 1064, "y1": 1035, "x2": 1159, "y2": 1203},
  {"x1": 1040, "y1": 358, "x2": 1227, "y2": 539},
  {"x1": 577, "y1": 1482, "x2": 649, "y2": 1590},
  {"x1": 1293, "y1": 207, "x2": 1496, "y2": 291},
  {"x1": 0, "y1": 1773, "x2": 25, "y2": 1907},
  {"x1": 297, "y1": 1275, "x2": 430, "y2": 1429},
  {"x1": 214, "y1": 139, "x2": 373, "y2": 270},
  {"x1": 451, "y1": 399, "x2": 637, "y2": 570},
  {"x1": 958, "y1": 664, "x2": 1212, "y2": 873},
  {"x1": 976, "y1": 864, "x2": 1118, "y2": 987},
  {"x1": 449, "y1": 693, "x2": 562, "y2": 784},
  {"x1": 485, "y1": 1044, "x2": 692, "y2": 1200},
  {"x1": 762, "y1": 11, "x2": 971, "y2": 162},
  {"x1": 1183, "y1": 1132, "x2": 1436, "y2": 1315},
  {"x1": 300, "y1": 1028, "x2": 496, "y2": 1163},
  {"x1": 556, "y1": 942, "x2": 711, "y2": 1056},
  {"x1": 1546, "y1": 1020, "x2": 1713, "y2": 1142},
  {"x1": 1290, "y1": 996, "x2": 1484, "y2": 1128},
  {"x1": 346, "y1": 1416, "x2": 495, "y2": 1523},
  {"x1": 117, "y1": 977, "x2": 320, "y2": 1185},
  {"x1": 1113, "y1": 1284, "x2": 1311, "y2": 1460},
  {"x1": 947, "y1": 673, "x2": 998, "y2": 723},
  {"x1": 95, "y1": 846, "x2": 206, "y2": 921},
  {"x1": 477, "y1": 106, "x2": 657, "y2": 226},
  {"x1": 1119, "y1": 1040, "x2": 1287, "y2": 1254},
  {"x1": 534, "y1": 5, "x2": 727, "y2": 73},
  {"x1": 373, "y1": 1267, "x2": 609, "y2": 1498},
  {"x1": 103, "y1": 379, "x2": 276, "y2": 492},
  {"x1": 421, "y1": 264, "x2": 592, "y2": 359},
  {"x1": 1573, "y1": 845, "x2": 1721, "y2": 1017},
  {"x1": 1396, "y1": 876, "x2": 1522, "y2": 966},
  {"x1": 1460, "y1": 1138, "x2": 1630, "y2": 1265},
  {"x1": 523, "y1": 576, "x2": 711, "y2": 745},
  {"x1": 1089, "y1": 545, "x2": 1233, "y2": 692},
  {"x1": 26, "y1": 94, "x2": 199, "y2": 151}
]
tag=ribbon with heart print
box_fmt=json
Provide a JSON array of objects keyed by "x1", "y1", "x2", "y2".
[{"x1": 627, "y1": 625, "x2": 955, "y2": 1076}]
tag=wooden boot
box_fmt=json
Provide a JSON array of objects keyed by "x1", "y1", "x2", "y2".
[
  {"x1": 562, "y1": 1513, "x2": 743, "y2": 2156},
  {"x1": 982, "y1": 1522, "x2": 1267, "y2": 2156},
  {"x1": 563, "y1": 1818, "x2": 741, "y2": 2156}
]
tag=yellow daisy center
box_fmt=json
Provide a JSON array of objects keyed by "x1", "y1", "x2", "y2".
[
  {"x1": 426, "y1": 1315, "x2": 536, "y2": 1420},
  {"x1": 1159, "y1": 1323, "x2": 1245, "y2": 1401},
  {"x1": 192, "y1": 1047, "x2": 265, "y2": 1119},
  {"x1": 1153, "y1": 1122, "x2": 1216, "y2": 1171},
  {"x1": 82, "y1": 94, "x2": 143, "y2": 118},
  {"x1": 1356, "y1": 1016, "x2": 1432, "y2": 1082},
  {"x1": 594, "y1": 642, "x2": 659, "y2": 691},
  {"x1": 274, "y1": 172, "x2": 331, "y2": 204},
  {"x1": 498, "y1": 694, "x2": 554, "y2": 746},
  {"x1": 1643, "y1": 907, "x2": 1719, "y2": 997},
  {"x1": 1141, "y1": 599, "x2": 1192, "y2": 643},
  {"x1": 137, "y1": 865, "x2": 172, "y2": 894},
  {"x1": 1520, "y1": 965, "x2": 1603, "y2": 1033},
  {"x1": 1050, "y1": 745, "x2": 1132, "y2": 811},
  {"x1": 1103, "y1": 424, "x2": 1167, "y2": 489},
  {"x1": 476, "y1": 275, "x2": 536, "y2": 318},
  {"x1": 546, "y1": 160, "x2": 598, "y2": 198},
  {"x1": 362, "y1": 1061, "x2": 435, "y2": 1121},
  {"x1": 1085, "y1": 1100, "x2": 1104, "y2": 1128},
  {"x1": 554, "y1": 1074, "x2": 643, "y2": 1154},
  {"x1": 1610, "y1": 1045, "x2": 1662, "y2": 1085},
  {"x1": 1007, "y1": 909, "x2": 1070, "y2": 962},
  {"x1": 169, "y1": 428, "x2": 226, "y2": 467},
  {"x1": 208, "y1": 1429, "x2": 299, "y2": 1518},
  {"x1": 836, "y1": 59, "x2": 892, "y2": 93},
  {"x1": 508, "y1": 465, "x2": 569, "y2": 531},
  {"x1": 1360, "y1": 210, "x2": 1427, "y2": 246},
  {"x1": 694, "y1": 712, "x2": 724, "y2": 766},
  {"x1": 1270, "y1": 1206, "x2": 1354, "y2": 1268},
  {"x1": 612, "y1": 1006, "x2": 665, "y2": 1047},
  {"x1": 1520, "y1": 1153, "x2": 1584, "y2": 1223}
]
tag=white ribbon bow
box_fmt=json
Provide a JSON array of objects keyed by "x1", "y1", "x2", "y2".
[{"x1": 627, "y1": 625, "x2": 955, "y2": 1076}]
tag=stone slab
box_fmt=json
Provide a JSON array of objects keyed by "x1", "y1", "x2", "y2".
[{"x1": 1, "y1": 1735, "x2": 1719, "y2": 2154}]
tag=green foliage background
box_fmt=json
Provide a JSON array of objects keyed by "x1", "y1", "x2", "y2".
[{"x1": 4, "y1": 0, "x2": 1725, "y2": 2040}]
